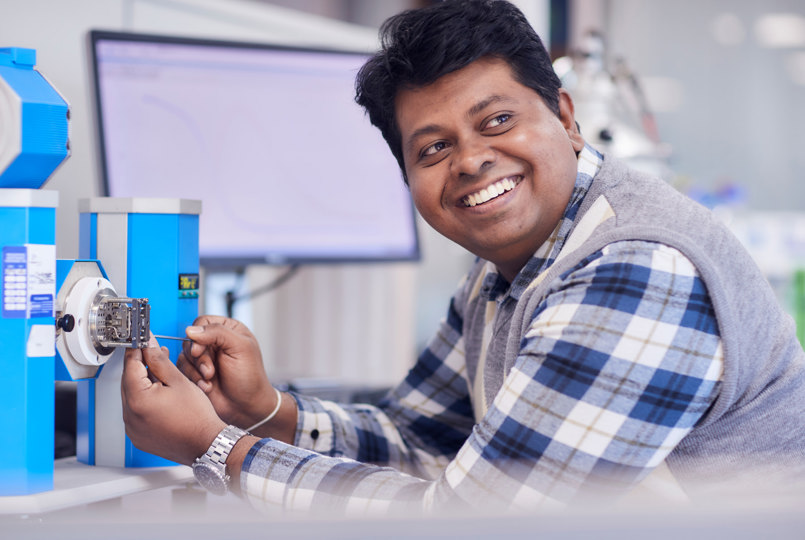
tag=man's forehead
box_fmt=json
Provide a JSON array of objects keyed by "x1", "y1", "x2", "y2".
[{"x1": 395, "y1": 58, "x2": 535, "y2": 115}]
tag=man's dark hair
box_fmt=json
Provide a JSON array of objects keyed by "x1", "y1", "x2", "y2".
[{"x1": 355, "y1": 0, "x2": 562, "y2": 183}]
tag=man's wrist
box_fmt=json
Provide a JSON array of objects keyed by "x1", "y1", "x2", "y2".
[
  {"x1": 245, "y1": 387, "x2": 283, "y2": 432},
  {"x1": 192, "y1": 424, "x2": 250, "y2": 495},
  {"x1": 224, "y1": 434, "x2": 259, "y2": 495},
  {"x1": 248, "y1": 390, "x2": 298, "y2": 443},
  {"x1": 238, "y1": 386, "x2": 282, "y2": 431},
  {"x1": 190, "y1": 419, "x2": 228, "y2": 466}
]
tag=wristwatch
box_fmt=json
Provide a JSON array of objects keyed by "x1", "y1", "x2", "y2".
[{"x1": 192, "y1": 425, "x2": 248, "y2": 495}]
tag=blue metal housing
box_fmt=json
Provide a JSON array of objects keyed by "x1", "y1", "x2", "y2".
[
  {"x1": 0, "y1": 48, "x2": 69, "y2": 189},
  {"x1": 78, "y1": 198, "x2": 200, "y2": 467},
  {"x1": 0, "y1": 190, "x2": 57, "y2": 495}
]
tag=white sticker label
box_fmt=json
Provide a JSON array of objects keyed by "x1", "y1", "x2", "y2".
[
  {"x1": 26, "y1": 244, "x2": 55, "y2": 318},
  {"x1": 2, "y1": 245, "x2": 27, "y2": 318}
]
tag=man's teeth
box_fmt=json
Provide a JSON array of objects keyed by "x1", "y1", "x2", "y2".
[{"x1": 463, "y1": 178, "x2": 517, "y2": 207}]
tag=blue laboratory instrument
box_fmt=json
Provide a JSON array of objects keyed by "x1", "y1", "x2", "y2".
[
  {"x1": 1, "y1": 47, "x2": 202, "y2": 499},
  {"x1": 74, "y1": 198, "x2": 201, "y2": 467},
  {"x1": 0, "y1": 47, "x2": 68, "y2": 496}
]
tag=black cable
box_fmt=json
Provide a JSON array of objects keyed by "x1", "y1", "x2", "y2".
[
  {"x1": 225, "y1": 265, "x2": 301, "y2": 318},
  {"x1": 224, "y1": 268, "x2": 247, "y2": 318}
]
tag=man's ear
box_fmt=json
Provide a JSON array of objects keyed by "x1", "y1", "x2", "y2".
[{"x1": 558, "y1": 89, "x2": 585, "y2": 153}]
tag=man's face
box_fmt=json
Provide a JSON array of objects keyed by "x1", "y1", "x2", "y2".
[{"x1": 396, "y1": 57, "x2": 585, "y2": 281}]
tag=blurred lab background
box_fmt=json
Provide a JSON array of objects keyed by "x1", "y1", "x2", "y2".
[{"x1": 2, "y1": 0, "x2": 804, "y2": 414}]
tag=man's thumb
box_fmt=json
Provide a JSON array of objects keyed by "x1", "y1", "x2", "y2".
[
  {"x1": 186, "y1": 324, "x2": 236, "y2": 351},
  {"x1": 142, "y1": 341, "x2": 181, "y2": 385}
]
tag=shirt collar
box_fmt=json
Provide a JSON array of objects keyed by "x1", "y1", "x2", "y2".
[{"x1": 480, "y1": 144, "x2": 604, "y2": 302}]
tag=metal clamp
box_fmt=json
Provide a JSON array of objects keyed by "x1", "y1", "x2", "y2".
[{"x1": 91, "y1": 291, "x2": 150, "y2": 351}]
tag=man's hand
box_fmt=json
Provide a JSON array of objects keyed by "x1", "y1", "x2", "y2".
[
  {"x1": 176, "y1": 316, "x2": 277, "y2": 431},
  {"x1": 121, "y1": 337, "x2": 226, "y2": 466}
]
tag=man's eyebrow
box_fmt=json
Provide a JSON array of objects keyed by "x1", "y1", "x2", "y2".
[{"x1": 467, "y1": 94, "x2": 511, "y2": 118}]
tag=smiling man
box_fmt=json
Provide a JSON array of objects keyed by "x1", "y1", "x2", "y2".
[
  {"x1": 395, "y1": 56, "x2": 583, "y2": 282},
  {"x1": 122, "y1": 0, "x2": 805, "y2": 516}
]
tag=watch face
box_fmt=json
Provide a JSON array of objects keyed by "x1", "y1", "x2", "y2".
[{"x1": 193, "y1": 462, "x2": 228, "y2": 496}]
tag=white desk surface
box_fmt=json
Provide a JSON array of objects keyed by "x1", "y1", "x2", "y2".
[
  {"x1": 2, "y1": 458, "x2": 804, "y2": 540},
  {"x1": 0, "y1": 457, "x2": 194, "y2": 515}
]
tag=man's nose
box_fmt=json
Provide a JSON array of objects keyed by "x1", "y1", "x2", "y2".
[{"x1": 451, "y1": 136, "x2": 497, "y2": 179}]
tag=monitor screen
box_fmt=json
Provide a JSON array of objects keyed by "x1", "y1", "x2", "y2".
[{"x1": 88, "y1": 30, "x2": 419, "y2": 267}]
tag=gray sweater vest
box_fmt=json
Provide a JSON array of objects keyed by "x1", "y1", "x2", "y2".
[{"x1": 471, "y1": 154, "x2": 805, "y2": 487}]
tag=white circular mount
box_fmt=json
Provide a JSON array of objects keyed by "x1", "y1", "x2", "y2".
[{"x1": 60, "y1": 276, "x2": 117, "y2": 367}]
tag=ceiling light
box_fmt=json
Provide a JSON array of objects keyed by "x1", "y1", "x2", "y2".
[{"x1": 755, "y1": 13, "x2": 805, "y2": 48}]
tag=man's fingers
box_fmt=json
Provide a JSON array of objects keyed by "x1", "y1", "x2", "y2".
[
  {"x1": 187, "y1": 340, "x2": 210, "y2": 360},
  {"x1": 187, "y1": 316, "x2": 249, "y2": 339},
  {"x1": 193, "y1": 314, "x2": 243, "y2": 329},
  {"x1": 185, "y1": 324, "x2": 231, "y2": 348},
  {"x1": 182, "y1": 319, "x2": 254, "y2": 377},
  {"x1": 141, "y1": 341, "x2": 183, "y2": 386},
  {"x1": 185, "y1": 324, "x2": 248, "y2": 367},
  {"x1": 122, "y1": 347, "x2": 154, "y2": 395},
  {"x1": 179, "y1": 339, "x2": 216, "y2": 381},
  {"x1": 177, "y1": 352, "x2": 202, "y2": 381},
  {"x1": 177, "y1": 353, "x2": 213, "y2": 392}
]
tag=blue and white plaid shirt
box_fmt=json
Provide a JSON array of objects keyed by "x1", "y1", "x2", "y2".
[{"x1": 240, "y1": 146, "x2": 723, "y2": 515}]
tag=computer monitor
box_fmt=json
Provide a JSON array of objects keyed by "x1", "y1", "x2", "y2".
[{"x1": 88, "y1": 30, "x2": 419, "y2": 268}]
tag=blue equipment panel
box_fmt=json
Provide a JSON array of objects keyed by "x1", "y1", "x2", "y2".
[
  {"x1": 0, "y1": 190, "x2": 57, "y2": 495},
  {"x1": 77, "y1": 198, "x2": 200, "y2": 468}
]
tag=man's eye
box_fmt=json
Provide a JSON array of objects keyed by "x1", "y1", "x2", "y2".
[
  {"x1": 486, "y1": 114, "x2": 511, "y2": 129},
  {"x1": 422, "y1": 141, "x2": 447, "y2": 157}
]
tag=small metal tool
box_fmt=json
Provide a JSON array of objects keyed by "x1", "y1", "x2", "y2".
[{"x1": 152, "y1": 334, "x2": 191, "y2": 343}]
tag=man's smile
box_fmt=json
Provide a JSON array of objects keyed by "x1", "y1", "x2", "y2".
[{"x1": 461, "y1": 175, "x2": 522, "y2": 207}]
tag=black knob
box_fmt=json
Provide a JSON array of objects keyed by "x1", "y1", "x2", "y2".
[{"x1": 57, "y1": 314, "x2": 75, "y2": 332}]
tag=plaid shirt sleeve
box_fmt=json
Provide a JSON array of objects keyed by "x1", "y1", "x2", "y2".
[{"x1": 240, "y1": 241, "x2": 723, "y2": 515}]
